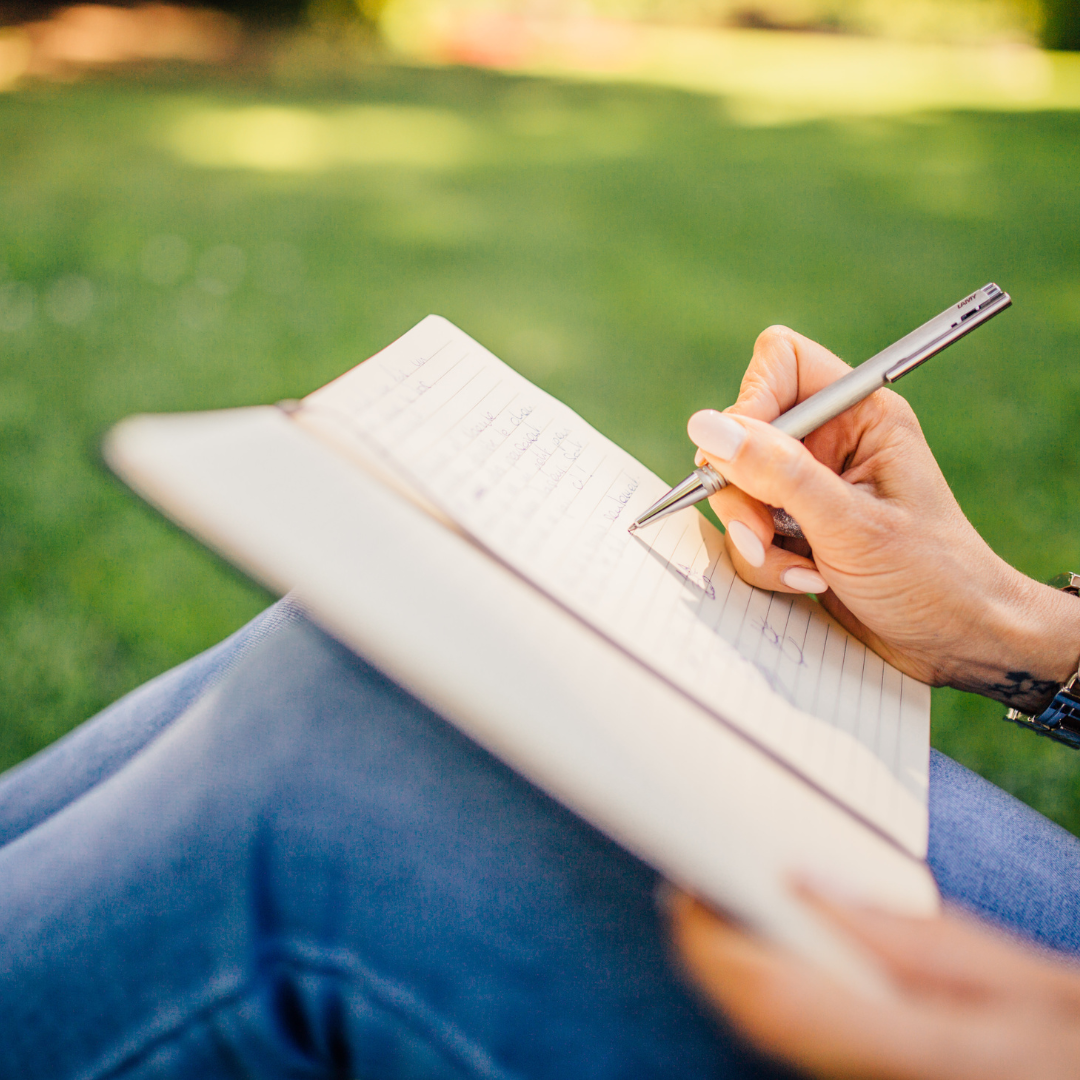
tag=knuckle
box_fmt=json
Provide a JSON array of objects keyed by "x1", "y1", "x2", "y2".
[
  {"x1": 749, "y1": 327, "x2": 798, "y2": 374},
  {"x1": 786, "y1": 446, "x2": 818, "y2": 487},
  {"x1": 735, "y1": 370, "x2": 774, "y2": 410},
  {"x1": 874, "y1": 388, "x2": 920, "y2": 429},
  {"x1": 754, "y1": 324, "x2": 795, "y2": 352},
  {"x1": 740, "y1": 370, "x2": 770, "y2": 396},
  {"x1": 857, "y1": 392, "x2": 892, "y2": 431},
  {"x1": 732, "y1": 562, "x2": 771, "y2": 590},
  {"x1": 758, "y1": 433, "x2": 808, "y2": 484},
  {"x1": 774, "y1": 443, "x2": 821, "y2": 500}
]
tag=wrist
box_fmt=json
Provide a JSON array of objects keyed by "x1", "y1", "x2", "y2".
[{"x1": 951, "y1": 567, "x2": 1080, "y2": 711}]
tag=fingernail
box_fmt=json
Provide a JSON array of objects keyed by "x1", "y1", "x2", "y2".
[
  {"x1": 726, "y1": 520, "x2": 766, "y2": 568},
  {"x1": 687, "y1": 410, "x2": 747, "y2": 461},
  {"x1": 782, "y1": 567, "x2": 828, "y2": 594}
]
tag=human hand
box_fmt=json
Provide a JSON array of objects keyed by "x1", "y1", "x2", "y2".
[
  {"x1": 667, "y1": 888, "x2": 1080, "y2": 1080},
  {"x1": 688, "y1": 326, "x2": 1080, "y2": 709}
]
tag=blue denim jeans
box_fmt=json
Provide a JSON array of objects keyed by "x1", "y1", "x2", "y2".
[{"x1": 1, "y1": 602, "x2": 1079, "y2": 1079}]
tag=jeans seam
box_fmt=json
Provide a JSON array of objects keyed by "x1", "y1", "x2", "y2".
[
  {"x1": 260, "y1": 939, "x2": 520, "y2": 1080},
  {"x1": 85, "y1": 982, "x2": 252, "y2": 1080},
  {"x1": 85, "y1": 947, "x2": 520, "y2": 1080}
]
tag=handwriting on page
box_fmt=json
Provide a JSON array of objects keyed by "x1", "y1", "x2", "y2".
[{"x1": 304, "y1": 315, "x2": 929, "y2": 850}]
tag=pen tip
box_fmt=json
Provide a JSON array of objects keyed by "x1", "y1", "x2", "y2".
[{"x1": 627, "y1": 523, "x2": 638, "y2": 534}]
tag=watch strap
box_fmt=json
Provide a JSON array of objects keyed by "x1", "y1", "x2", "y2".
[
  {"x1": 1003, "y1": 572, "x2": 1080, "y2": 749},
  {"x1": 1005, "y1": 677, "x2": 1080, "y2": 749}
]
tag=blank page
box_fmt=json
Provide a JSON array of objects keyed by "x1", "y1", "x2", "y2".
[{"x1": 302, "y1": 315, "x2": 930, "y2": 855}]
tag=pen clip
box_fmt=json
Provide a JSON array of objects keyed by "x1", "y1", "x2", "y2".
[
  {"x1": 883, "y1": 284, "x2": 1011, "y2": 383},
  {"x1": 882, "y1": 329, "x2": 956, "y2": 383}
]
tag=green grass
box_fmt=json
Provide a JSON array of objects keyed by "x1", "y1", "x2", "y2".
[{"x1": 2, "y1": 64, "x2": 1080, "y2": 831}]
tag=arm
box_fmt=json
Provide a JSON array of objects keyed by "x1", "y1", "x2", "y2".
[
  {"x1": 690, "y1": 325, "x2": 1080, "y2": 713},
  {"x1": 668, "y1": 327, "x2": 1080, "y2": 1078}
]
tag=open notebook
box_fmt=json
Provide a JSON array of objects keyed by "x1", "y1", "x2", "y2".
[{"x1": 105, "y1": 314, "x2": 938, "y2": 993}]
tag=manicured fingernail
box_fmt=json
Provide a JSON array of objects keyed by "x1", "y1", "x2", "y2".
[
  {"x1": 726, "y1": 520, "x2": 765, "y2": 568},
  {"x1": 694, "y1": 448, "x2": 707, "y2": 467},
  {"x1": 782, "y1": 567, "x2": 828, "y2": 594},
  {"x1": 687, "y1": 410, "x2": 747, "y2": 461}
]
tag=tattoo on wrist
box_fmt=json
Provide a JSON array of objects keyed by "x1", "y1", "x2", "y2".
[{"x1": 983, "y1": 671, "x2": 1061, "y2": 710}]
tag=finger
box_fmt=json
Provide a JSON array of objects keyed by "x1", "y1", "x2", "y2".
[
  {"x1": 688, "y1": 410, "x2": 864, "y2": 549},
  {"x1": 728, "y1": 326, "x2": 853, "y2": 423},
  {"x1": 708, "y1": 485, "x2": 829, "y2": 594},
  {"x1": 699, "y1": 443, "x2": 829, "y2": 593},
  {"x1": 800, "y1": 887, "x2": 1080, "y2": 1015},
  {"x1": 667, "y1": 894, "x2": 987, "y2": 1080},
  {"x1": 707, "y1": 484, "x2": 774, "y2": 566},
  {"x1": 695, "y1": 448, "x2": 778, "y2": 573}
]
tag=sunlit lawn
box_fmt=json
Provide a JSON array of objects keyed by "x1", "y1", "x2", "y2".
[{"x1": 2, "y1": 60, "x2": 1080, "y2": 831}]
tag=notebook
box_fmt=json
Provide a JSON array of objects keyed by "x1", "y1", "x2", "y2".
[{"x1": 104, "y1": 314, "x2": 939, "y2": 994}]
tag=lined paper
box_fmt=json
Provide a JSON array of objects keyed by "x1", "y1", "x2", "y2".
[{"x1": 301, "y1": 315, "x2": 930, "y2": 854}]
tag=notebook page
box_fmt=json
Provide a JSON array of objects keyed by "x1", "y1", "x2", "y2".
[
  {"x1": 105, "y1": 405, "x2": 941, "y2": 991},
  {"x1": 301, "y1": 316, "x2": 930, "y2": 854}
]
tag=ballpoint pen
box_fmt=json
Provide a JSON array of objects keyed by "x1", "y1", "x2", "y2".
[{"x1": 628, "y1": 282, "x2": 1012, "y2": 537}]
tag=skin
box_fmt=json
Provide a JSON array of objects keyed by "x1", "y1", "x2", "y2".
[
  {"x1": 669, "y1": 889, "x2": 1080, "y2": 1080},
  {"x1": 692, "y1": 325, "x2": 1080, "y2": 711},
  {"x1": 667, "y1": 326, "x2": 1080, "y2": 1079}
]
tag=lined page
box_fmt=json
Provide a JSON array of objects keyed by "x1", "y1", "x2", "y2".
[{"x1": 301, "y1": 315, "x2": 930, "y2": 854}]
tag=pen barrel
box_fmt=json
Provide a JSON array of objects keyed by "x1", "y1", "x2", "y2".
[
  {"x1": 632, "y1": 284, "x2": 1009, "y2": 534},
  {"x1": 770, "y1": 283, "x2": 1010, "y2": 442},
  {"x1": 770, "y1": 363, "x2": 888, "y2": 440}
]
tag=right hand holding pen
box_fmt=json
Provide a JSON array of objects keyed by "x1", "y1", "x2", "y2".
[{"x1": 691, "y1": 325, "x2": 1080, "y2": 709}]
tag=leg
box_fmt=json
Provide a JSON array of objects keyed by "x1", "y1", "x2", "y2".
[
  {"x1": 0, "y1": 596, "x2": 306, "y2": 848},
  {"x1": 0, "y1": 618, "x2": 786, "y2": 1080},
  {"x1": 928, "y1": 748, "x2": 1080, "y2": 955}
]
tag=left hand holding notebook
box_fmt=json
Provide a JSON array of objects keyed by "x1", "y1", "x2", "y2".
[
  {"x1": 691, "y1": 325, "x2": 1080, "y2": 713},
  {"x1": 668, "y1": 887, "x2": 1080, "y2": 1080}
]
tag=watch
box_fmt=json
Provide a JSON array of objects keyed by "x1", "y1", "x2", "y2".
[{"x1": 1003, "y1": 572, "x2": 1080, "y2": 749}]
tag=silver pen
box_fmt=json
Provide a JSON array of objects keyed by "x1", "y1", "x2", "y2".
[{"x1": 629, "y1": 282, "x2": 1012, "y2": 536}]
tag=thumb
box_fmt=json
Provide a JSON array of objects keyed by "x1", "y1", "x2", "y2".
[{"x1": 687, "y1": 409, "x2": 857, "y2": 542}]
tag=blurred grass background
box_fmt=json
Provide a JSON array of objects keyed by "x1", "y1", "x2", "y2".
[{"x1": 2, "y1": 0, "x2": 1080, "y2": 833}]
